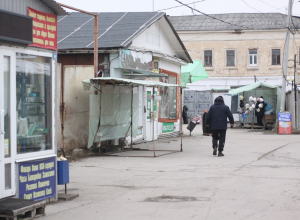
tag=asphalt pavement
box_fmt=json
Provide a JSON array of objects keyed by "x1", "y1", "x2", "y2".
[{"x1": 44, "y1": 126, "x2": 300, "y2": 220}]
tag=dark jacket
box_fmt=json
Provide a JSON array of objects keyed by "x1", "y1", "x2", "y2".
[
  {"x1": 255, "y1": 101, "x2": 267, "y2": 117},
  {"x1": 206, "y1": 97, "x2": 234, "y2": 130},
  {"x1": 182, "y1": 105, "x2": 189, "y2": 124}
]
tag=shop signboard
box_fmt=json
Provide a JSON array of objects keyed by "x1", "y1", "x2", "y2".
[
  {"x1": 0, "y1": 9, "x2": 33, "y2": 44},
  {"x1": 278, "y1": 112, "x2": 292, "y2": 134},
  {"x1": 19, "y1": 157, "x2": 56, "y2": 201},
  {"x1": 176, "y1": 76, "x2": 181, "y2": 119},
  {"x1": 28, "y1": 7, "x2": 57, "y2": 50},
  {"x1": 154, "y1": 91, "x2": 157, "y2": 118},
  {"x1": 162, "y1": 122, "x2": 174, "y2": 133},
  {"x1": 147, "y1": 91, "x2": 158, "y2": 119},
  {"x1": 296, "y1": 72, "x2": 300, "y2": 85},
  {"x1": 4, "y1": 139, "x2": 9, "y2": 156},
  {"x1": 147, "y1": 91, "x2": 151, "y2": 119}
]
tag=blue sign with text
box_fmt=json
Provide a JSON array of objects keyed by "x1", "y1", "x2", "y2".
[
  {"x1": 19, "y1": 157, "x2": 56, "y2": 201},
  {"x1": 278, "y1": 112, "x2": 292, "y2": 122}
]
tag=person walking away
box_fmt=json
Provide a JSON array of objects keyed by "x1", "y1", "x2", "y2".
[
  {"x1": 255, "y1": 96, "x2": 267, "y2": 126},
  {"x1": 182, "y1": 105, "x2": 189, "y2": 124},
  {"x1": 206, "y1": 96, "x2": 234, "y2": 157}
]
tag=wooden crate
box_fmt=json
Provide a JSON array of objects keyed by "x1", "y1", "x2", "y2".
[{"x1": 265, "y1": 115, "x2": 276, "y2": 123}]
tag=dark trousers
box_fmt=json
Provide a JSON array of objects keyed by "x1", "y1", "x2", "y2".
[
  {"x1": 257, "y1": 116, "x2": 264, "y2": 126},
  {"x1": 212, "y1": 129, "x2": 227, "y2": 152}
]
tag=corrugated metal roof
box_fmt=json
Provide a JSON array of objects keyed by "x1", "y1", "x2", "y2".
[
  {"x1": 169, "y1": 13, "x2": 300, "y2": 31},
  {"x1": 82, "y1": 77, "x2": 185, "y2": 91},
  {"x1": 40, "y1": 0, "x2": 67, "y2": 15},
  {"x1": 58, "y1": 12, "x2": 165, "y2": 50},
  {"x1": 0, "y1": 0, "x2": 67, "y2": 16}
]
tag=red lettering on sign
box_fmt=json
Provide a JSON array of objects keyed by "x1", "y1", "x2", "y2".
[{"x1": 28, "y1": 7, "x2": 57, "y2": 51}]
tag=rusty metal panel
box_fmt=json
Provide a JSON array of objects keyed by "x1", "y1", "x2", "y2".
[
  {"x1": 184, "y1": 90, "x2": 212, "y2": 118},
  {"x1": 62, "y1": 65, "x2": 94, "y2": 151}
]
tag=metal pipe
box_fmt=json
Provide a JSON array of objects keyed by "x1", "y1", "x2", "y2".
[
  {"x1": 131, "y1": 85, "x2": 133, "y2": 149},
  {"x1": 56, "y1": 2, "x2": 99, "y2": 76},
  {"x1": 294, "y1": 54, "x2": 297, "y2": 130},
  {"x1": 56, "y1": 2, "x2": 98, "y2": 16},
  {"x1": 94, "y1": 15, "x2": 98, "y2": 77},
  {"x1": 280, "y1": 0, "x2": 293, "y2": 111},
  {"x1": 152, "y1": 87, "x2": 156, "y2": 157},
  {"x1": 180, "y1": 87, "x2": 183, "y2": 152},
  {"x1": 98, "y1": 84, "x2": 102, "y2": 151}
]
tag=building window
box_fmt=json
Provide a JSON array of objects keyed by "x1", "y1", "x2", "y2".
[
  {"x1": 272, "y1": 49, "x2": 281, "y2": 65},
  {"x1": 204, "y1": 50, "x2": 212, "y2": 66},
  {"x1": 16, "y1": 53, "x2": 52, "y2": 154},
  {"x1": 226, "y1": 50, "x2": 235, "y2": 66},
  {"x1": 159, "y1": 70, "x2": 178, "y2": 122},
  {"x1": 249, "y1": 49, "x2": 258, "y2": 66}
]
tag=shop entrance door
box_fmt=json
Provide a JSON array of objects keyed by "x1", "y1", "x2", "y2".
[
  {"x1": 0, "y1": 49, "x2": 16, "y2": 199},
  {"x1": 146, "y1": 87, "x2": 158, "y2": 141}
]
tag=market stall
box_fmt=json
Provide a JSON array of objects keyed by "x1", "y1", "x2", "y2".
[
  {"x1": 228, "y1": 82, "x2": 281, "y2": 129},
  {"x1": 82, "y1": 77, "x2": 185, "y2": 157}
]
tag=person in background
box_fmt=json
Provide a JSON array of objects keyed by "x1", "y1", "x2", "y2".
[
  {"x1": 206, "y1": 96, "x2": 234, "y2": 157},
  {"x1": 255, "y1": 96, "x2": 268, "y2": 126},
  {"x1": 182, "y1": 105, "x2": 189, "y2": 124}
]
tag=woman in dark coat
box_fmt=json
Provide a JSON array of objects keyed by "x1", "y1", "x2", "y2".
[
  {"x1": 255, "y1": 96, "x2": 267, "y2": 126},
  {"x1": 182, "y1": 105, "x2": 189, "y2": 124}
]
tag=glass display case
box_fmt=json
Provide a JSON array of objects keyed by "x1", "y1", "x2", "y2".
[{"x1": 16, "y1": 53, "x2": 52, "y2": 154}]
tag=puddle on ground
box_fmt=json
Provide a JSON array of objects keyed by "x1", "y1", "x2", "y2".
[{"x1": 145, "y1": 195, "x2": 208, "y2": 202}]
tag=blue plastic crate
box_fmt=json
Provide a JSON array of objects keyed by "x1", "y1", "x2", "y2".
[{"x1": 57, "y1": 160, "x2": 69, "y2": 185}]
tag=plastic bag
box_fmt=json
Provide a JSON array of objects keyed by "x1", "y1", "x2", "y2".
[{"x1": 243, "y1": 113, "x2": 246, "y2": 119}]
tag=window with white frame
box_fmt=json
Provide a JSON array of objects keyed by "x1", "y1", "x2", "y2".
[
  {"x1": 249, "y1": 49, "x2": 258, "y2": 66},
  {"x1": 226, "y1": 50, "x2": 235, "y2": 66},
  {"x1": 16, "y1": 53, "x2": 52, "y2": 154}
]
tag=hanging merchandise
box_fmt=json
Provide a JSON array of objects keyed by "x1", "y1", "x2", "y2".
[
  {"x1": 246, "y1": 103, "x2": 249, "y2": 109},
  {"x1": 253, "y1": 97, "x2": 257, "y2": 103},
  {"x1": 249, "y1": 107, "x2": 253, "y2": 111},
  {"x1": 259, "y1": 103, "x2": 263, "y2": 108},
  {"x1": 256, "y1": 108, "x2": 260, "y2": 112},
  {"x1": 249, "y1": 96, "x2": 253, "y2": 102},
  {"x1": 243, "y1": 113, "x2": 247, "y2": 119},
  {"x1": 251, "y1": 104, "x2": 255, "y2": 108},
  {"x1": 239, "y1": 95, "x2": 244, "y2": 100},
  {"x1": 239, "y1": 100, "x2": 245, "y2": 108},
  {"x1": 257, "y1": 98, "x2": 261, "y2": 102},
  {"x1": 239, "y1": 108, "x2": 243, "y2": 114},
  {"x1": 245, "y1": 110, "x2": 249, "y2": 114},
  {"x1": 260, "y1": 98, "x2": 264, "y2": 102}
]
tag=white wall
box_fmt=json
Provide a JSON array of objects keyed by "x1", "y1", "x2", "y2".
[
  {"x1": 131, "y1": 16, "x2": 188, "y2": 62},
  {"x1": 186, "y1": 76, "x2": 292, "y2": 91},
  {"x1": 110, "y1": 52, "x2": 122, "y2": 78},
  {"x1": 178, "y1": 29, "x2": 298, "y2": 78},
  {"x1": 159, "y1": 59, "x2": 181, "y2": 74}
]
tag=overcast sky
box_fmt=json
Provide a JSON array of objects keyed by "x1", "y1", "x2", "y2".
[{"x1": 57, "y1": 0, "x2": 300, "y2": 16}]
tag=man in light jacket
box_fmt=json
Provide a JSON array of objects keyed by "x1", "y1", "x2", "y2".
[{"x1": 206, "y1": 96, "x2": 234, "y2": 157}]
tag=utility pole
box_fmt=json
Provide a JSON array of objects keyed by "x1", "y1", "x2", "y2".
[
  {"x1": 294, "y1": 54, "x2": 298, "y2": 130},
  {"x1": 153, "y1": 0, "x2": 154, "y2": 11},
  {"x1": 280, "y1": 0, "x2": 293, "y2": 112}
]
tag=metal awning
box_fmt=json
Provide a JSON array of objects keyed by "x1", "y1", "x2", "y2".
[
  {"x1": 116, "y1": 68, "x2": 169, "y2": 78},
  {"x1": 82, "y1": 77, "x2": 185, "y2": 91}
]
